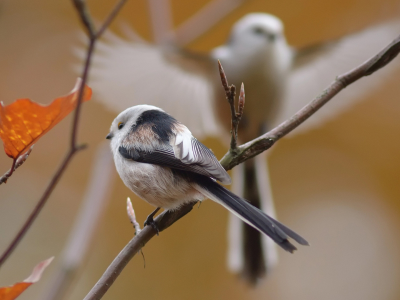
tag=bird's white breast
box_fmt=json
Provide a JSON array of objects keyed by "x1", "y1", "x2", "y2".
[{"x1": 113, "y1": 152, "x2": 205, "y2": 210}]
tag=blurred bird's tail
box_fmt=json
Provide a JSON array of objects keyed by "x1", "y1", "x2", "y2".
[
  {"x1": 193, "y1": 158, "x2": 308, "y2": 283},
  {"x1": 228, "y1": 154, "x2": 282, "y2": 284}
]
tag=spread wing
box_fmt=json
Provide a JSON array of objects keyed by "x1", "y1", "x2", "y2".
[
  {"x1": 274, "y1": 20, "x2": 400, "y2": 134},
  {"x1": 119, "y1": 126, "x2": 231, "y2": 184},
  {"x1": 81, "y1": 29, "x2": 221, "y2": 139}
]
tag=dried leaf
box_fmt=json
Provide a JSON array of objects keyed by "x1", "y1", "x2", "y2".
[
  {"x1": 0, "y1": 257, "x2": 53, "y2": 300},
  {"x1": 0, "y1": 79, "x2": 92, "y2": 159}
]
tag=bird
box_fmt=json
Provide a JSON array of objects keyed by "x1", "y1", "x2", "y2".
[
  {"x1": 105, "y1": 104, "x2": 309, "y2": 255},
  {"x1": 86, "y1": 12, "x2": 400, "y2": 283}
]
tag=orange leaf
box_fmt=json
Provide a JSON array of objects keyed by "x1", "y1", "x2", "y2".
[
  {"x1": 0, "y1": 257, "x2": 53, "y2": 300},
  {"x1": 0, "y1": 79, "x2": 92, "y2": 159}
]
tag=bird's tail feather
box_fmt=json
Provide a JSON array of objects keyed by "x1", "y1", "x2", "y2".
[
  {"x1": 194, "y1": 174, "x2": 309, "y2": 253},
  {"x1": 254, "y1": 153, "x2": 279, "y2": 271},
  {"x1": 228, "y1": 155, "x2": 279, "y2": 282}
]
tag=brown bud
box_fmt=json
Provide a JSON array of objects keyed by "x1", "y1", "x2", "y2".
[
  {"x1": 238, "y1": 82, "x2": 245, "y2": 117},
  {"x1": 217, "y1": 60, "x2": 230, "y2": 94}
]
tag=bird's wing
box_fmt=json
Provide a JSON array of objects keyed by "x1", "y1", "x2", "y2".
[
  {"x1": 274, "y1": 20, "x2": 400, "y2": 134},
  {"x1": 83, "y1": 30, "x2": 221, "y2": 139},
  {"x1": 119, "y1": 123, "x2": 231, "y2": 184}
]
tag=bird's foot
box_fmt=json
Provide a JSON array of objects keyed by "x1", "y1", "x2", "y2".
[{"x1": 144, "y1": 207, "x2": 161, "y2": 235}]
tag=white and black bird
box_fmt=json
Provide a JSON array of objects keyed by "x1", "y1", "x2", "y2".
[
  {"x1": 106, "y1": 104, "x2": 309, "y2": 254},
  {"x1": 87, "y1": 13, "x2": 400, "y2": 283}
]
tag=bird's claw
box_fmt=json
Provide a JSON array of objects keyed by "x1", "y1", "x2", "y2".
[{"x1": 144, "y1": 215, "x2": 160, "y2": 235}]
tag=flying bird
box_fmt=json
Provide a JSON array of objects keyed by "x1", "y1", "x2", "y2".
[
  {"x1": 86, "y1": 13, "x2": 400, "y2": 283},
  {"x1": 105, "y1": 104, "x2": 308, "y2": 254}
]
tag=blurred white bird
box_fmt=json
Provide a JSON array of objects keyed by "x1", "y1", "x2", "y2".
[{"x1": 83, "y1": 13, "x2": 400, "y2": 284}]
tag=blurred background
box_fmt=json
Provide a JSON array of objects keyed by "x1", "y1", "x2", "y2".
[{"x1": 1, "y1": 0, "x2": 400, "y2": 299}]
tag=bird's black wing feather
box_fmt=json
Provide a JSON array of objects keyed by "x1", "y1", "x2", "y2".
[{"x1": 119, "y1": 145, "x2": 217, "y2": 179}]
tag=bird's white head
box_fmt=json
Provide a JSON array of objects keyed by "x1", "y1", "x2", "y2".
[
  {"x1": 106, "y1": 104, "x2": 164, "y2": 154},
  {"x1": 231, "y1": 13, "x2": 283, "y2": 45},
  {"x1": 213, "y1": 13, "x2": 286, "y2": 57},
  {"x1": 211, "y1": 13, "x2": 291, "y2": 78}
]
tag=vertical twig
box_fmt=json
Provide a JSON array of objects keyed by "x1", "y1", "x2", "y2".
[
  {"x1": 0, "y1": 0, "x2": 128, "y2": 269},
  {"x1": 217, "y1": 60, "x2": 245, "y2": 151}
]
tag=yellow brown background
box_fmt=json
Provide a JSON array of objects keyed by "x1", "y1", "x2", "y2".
[{"x1": 1, "y1": 0, "x2": 400, "y2": 299}]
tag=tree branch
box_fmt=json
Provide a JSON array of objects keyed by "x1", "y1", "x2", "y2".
[
  {"x1": 0, "y1": 0, "x2": 128, "y2": 269},
  {"x1": 83, "y1": 202, "x2": 196, "y2": 300},
  {"x1": 220, "y1": 33, "x2": 400, "y2": 170},
  {"x1": 0, "y1": 145, "x2": 33, "y2": 185},
  {"x1": 82, "y1": 29, "x2": 400, "y2": 300}
]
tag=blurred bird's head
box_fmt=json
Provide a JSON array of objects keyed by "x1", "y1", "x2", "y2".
[
  {"x1": 212, "y1": 13, "x2": 290, "y2": 71},
  {"x1": 230, "y1": 13, "x2": 284, "y2": 47}
]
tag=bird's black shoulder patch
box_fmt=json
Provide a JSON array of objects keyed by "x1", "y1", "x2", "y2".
[{"x1": 133, "y1": 109, "x2": 177, "y2": 142}]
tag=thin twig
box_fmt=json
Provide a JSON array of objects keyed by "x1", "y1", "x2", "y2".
[
  {"x1": 126, "y1": 197, "x2": 141, "y2": 235},
  {"x1": 218, "y1": 60, "x2": 245, "y2": 151},
  {"x1": 83, "y1": 31, "x2": 400, "y2": 300},
  {"x1": 96, "y1": 0, "x2": 128, "y2": 39},
  {"x1": 0, "y1": 145, "x2": 34, "y2": 185},
  {"x1": 0, "y1": 0, "x2": 128, "y2": 269}
]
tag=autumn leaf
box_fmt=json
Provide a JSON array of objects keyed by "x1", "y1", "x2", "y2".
[
  {"x1": 0, "y1": 257, "x2": 53, "y2": 300},
  {"x1": 0, "y1": 79, "x2": 92, "y2": 159}
]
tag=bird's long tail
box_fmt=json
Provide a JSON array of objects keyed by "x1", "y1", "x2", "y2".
[
  {"x1": 193, "y1": 166, "x2": 308, "y2": 257},
  {"x1": 228, "y1": 154, "x2": 280, "y2": 283}
]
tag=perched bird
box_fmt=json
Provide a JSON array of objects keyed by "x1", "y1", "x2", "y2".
[
  {"x1": 87, "y1": 13, "x2": 400, "y2": 283},
  {"x1": 105, "y1": 104, "x2": 308, "y2": 254}
]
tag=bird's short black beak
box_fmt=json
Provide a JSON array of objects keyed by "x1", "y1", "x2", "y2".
[{"x1": 106, "y1": 133, "x2": 113, "y2": 140}]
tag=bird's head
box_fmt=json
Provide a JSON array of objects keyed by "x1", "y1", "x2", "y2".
[
  {"x1": 213, "y1": 13, "x2": 287, "y2": 61},
  {"x1": 106, "y1": 104, "x2": 164, "y2": 154},
  {"x1": 230, "y1": 13, "x2": 284, "y2": 47}
]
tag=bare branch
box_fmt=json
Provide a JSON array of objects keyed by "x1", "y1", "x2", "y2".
[
  {"x1": 83, "y1": 32, "x2": 400, "y2": 300},
  {"x1": 220, "y1": 34, "x2": 400, "y2": 170},
  {"x1": 0, "y1": 0, "x2": 128, "y2": 269},
  {"x1": 72, "y1": 0, "x2": 96, "y2": 39},
  {"x1": 83, "y1": 202, "x2": 196, "y2": 300},
  {"x1": 96, "y1": 0, "x2": 128, "y2": 39},
  {"x1": 0, "y1": 145, "x2": 34, "y2": 185}
]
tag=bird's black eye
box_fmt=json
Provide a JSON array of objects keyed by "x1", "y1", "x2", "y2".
[
  {"x1": 253, "y1": 27, "x2": 264, "y2": 35},
  {"x1": 118, "y1": 122, "x2": 124, "y2": 130}
]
